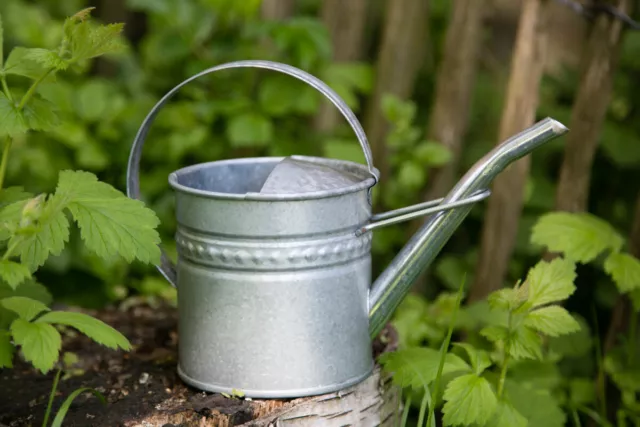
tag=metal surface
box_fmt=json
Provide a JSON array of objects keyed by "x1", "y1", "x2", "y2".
[
  {"x1": 367, "y1": 117, "x2": 569, "y2": 338},
  {"x1": 356, "y1": 189, "x2": 491, "y2": 236},
  {"x1": 126, "y1": 60, "x2": 379, "y2": 286}
]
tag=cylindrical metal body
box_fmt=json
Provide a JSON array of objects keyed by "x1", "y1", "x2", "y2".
[{"x1": 169, "y1": 157, "x2": 376, "y2": 398}]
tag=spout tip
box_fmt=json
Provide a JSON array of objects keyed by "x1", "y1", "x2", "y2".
[{"x1": 544, "y1": 117, "x2": 569, "y2": 135}]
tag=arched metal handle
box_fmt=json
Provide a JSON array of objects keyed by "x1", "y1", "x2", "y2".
[{"x1": 126, "y1": 60, "x2": 379, "y2": 286}]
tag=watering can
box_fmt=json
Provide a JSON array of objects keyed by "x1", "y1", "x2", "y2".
[{"x1": 126, "y1": 60, "x2": 568, "y2": 399}]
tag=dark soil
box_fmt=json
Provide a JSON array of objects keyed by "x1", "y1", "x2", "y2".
[{"x1": 0, "y1": 298, "x2": 397, "y2": 427}]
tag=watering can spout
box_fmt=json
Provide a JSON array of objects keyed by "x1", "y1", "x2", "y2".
[{"x1": 367, "y1": 117, "x2": 569, "y2": 338}]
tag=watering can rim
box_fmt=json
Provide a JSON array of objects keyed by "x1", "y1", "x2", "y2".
[{"x1": 168, "y1": 155, "x2": 379, "y2": 202}]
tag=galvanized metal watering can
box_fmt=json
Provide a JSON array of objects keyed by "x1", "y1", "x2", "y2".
[{"x1": 126, "y1": 60, "x2": 568, "y2": 399}]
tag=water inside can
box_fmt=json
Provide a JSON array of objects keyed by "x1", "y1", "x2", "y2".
[{"x1": 259, "y1": 157, "x2": 362, "y2": 194}]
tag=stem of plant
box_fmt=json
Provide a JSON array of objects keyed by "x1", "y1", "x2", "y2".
[
  {"x1": 18, "y1": 68, "x2": 54, "y2": 110},
  {"x1": 2, "y1": 237, "x2": 21, "y2": 261},
  {"x1": 417, "y1": 389, "x2": 429, "y2": 427},
  {"x1": 42, "y1": 368, "x2": 62, "y2": 427},
  {"x1": 400, "y1": 395, "x2": 412, "y2": 427},
  {"x1": 0, "y1": 136, "x2": 12, "y2": 190},
  {"x1": 1, "y1": 76, "x2": 13, "y2": 101},
  {"x1": 628, "y1": 308, "x2": 638, "y2": 365},
  {"x1": 497, "y1": 312, "x2": 513, "y2": 398}
]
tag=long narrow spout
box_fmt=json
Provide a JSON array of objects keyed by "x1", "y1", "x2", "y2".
[{"x1": 368, "y1": 117, "x2": 569, "y2": 338}]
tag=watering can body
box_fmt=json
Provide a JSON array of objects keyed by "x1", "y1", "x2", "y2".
[{"x1": 126, "y1": 60, "x2": 569, "y2": 398}]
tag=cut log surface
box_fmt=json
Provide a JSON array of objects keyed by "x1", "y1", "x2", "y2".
[{"x1": 0, "y1": 300, "x2": 400, "y2": 427}]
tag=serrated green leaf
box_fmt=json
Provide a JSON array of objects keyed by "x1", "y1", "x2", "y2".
[
  {"x1": 526, "y1": 258, "x2": 577, "y2": 307},
  {"x1": 23, "y1": 48, "x2": 68, "y2": 70},
  {"x1": 442, "y1": 373, "x2": 497, "y2": 426},
  {"x1": 531, "y1": 212, "x2": 624, "y2": 263},
  {"x1": 452, "y1": 342, "x2": 492, "y2": 375},
  {"x1": 3, "y1": 47, "x2": 50, "y2": 80},
  {"x1": 0, "y1": 93, "x2": 26, "y2": 136},
  {"x1": 226, "y1": 112, "x2": 273, "y2": 147},
  {"x1": 604, "y1": 252, "x2": 640, "y2": 293},
  {"x1": 54, "y1": 170, "x2": 160, "y2": 264},
  {"x1": 37, "y1": 311, "x2": 131, "y2": 351},
  {"x1": 509, "y1": 325, "x2": 543, "y2": 360},
  {"x1": 0, "y1": 187, "x2": 32, "y2": 209},
  {"x1": 0, "y1": 332, "x2": 14, "y2": 368},
  {"x1": 503, "y1": 379, "x2": 566, "y2": 427},
  {"x1": 0, "y1": 280, "x2": 52, "y2": 329},
  {"x1": 0, "y1": 93, "x2": 59, "y2": 137},
  {"x1": 14, "y1": 196, "x2": 70, "y2": 268},
  {"x1": 480, "y1": 325, "x2": 509, "y2": 344},
  {"x1": 488, "y1": 288, "x2": 525, "y2": 311},
  {"x1": 11, "y1": 318, "x2": 60, "y2": 373},
  {"x1": 378, "y1": 347, "x2": 470, "y2": 390},
  {"x1": 548, "y1": 314, "x2": 593, "y2": 359},
  {"x1": 1, "y1": 296, "x2": 50, "y2": 321},
  {"x1": 524, "y1": 306, "x2": 581, "y2": 337},
  {"x1": 68, "y1": 21, "x2": 125, "y2": 63},
  {"x1": 0, "y1": 260, "x2": 31, "y2": 289},
  {"x1": 484, "y1": 400, "x2": 527, "y2": 427}
]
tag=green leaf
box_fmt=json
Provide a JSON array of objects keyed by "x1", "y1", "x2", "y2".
[
  {"x1": 548, "y1": 314, "x2": 593, "y2": 358},
  {"x1": 324, "y1": 62, "x2": 373, "y2": 94},
  {"x1": 258, "y1": 75, "x2": 302, "y2": 116},
  {"x1": 526, "y1": 258, "x2": 577, "y2": 307},
  {"x1": 531, "y1": 212, "x2": 624, "y2": 263},
  {"x1": 0, "y1": 331, "x2": 14, "y2": 368},
  {"x1": 0, "y1": 93, "x2": 26, "y2": 136},
  {"x1": 11, "y1": 318, "x2": 61, "y2": 373},
  {"x1": 3, "y1": 47, "x2": 50, "y2": 80},
  {"x1": 37, "y1": 311, "x2": 131, "y2": 351},
  {"x1": 378, "y1": 347, "x2": 470, "y2": 390},
  {"x1": 503, "y1": 379, "x2": 566, "y2": 427},
  {"x1": 604, "y1": 252, "x2": 640, "y2": 293},
  {"x1": 0, "y1": 260, "x2": 31, "y2": 289},
  {"x1": 226, "y1": 112, "x2": 273, "y2": 147},
  {"x1": 1, "y1": 296, "x2": 50, "y2": 321},
  {"x1": 452, "y1": 342, "x2": 492, "y2": 375},
  {"x1": 509, "y1": 325, "x2": 543, "y2": 360},
  {"x1": 488, "y1": 287, "x2": 525, "y2": 312},
  {"x1": 14, "y1": 196, "x2": 70, "y2": 268},
  {"x1": 0, "y1": 93, "x2": 59, "y2": 137},
  {"x1": 480, "y1": 325, "x2": 509, "y2": 344},
  {"x1": 415, "y1": 141, "x2": 453, "y2": 167},
  {"x1": 51, "y1": 387, "x2": 106, "y2": 427},
  {"x1": 68, "y1": 19, "x2": 125, "y2": 63},
  {"x1": 524, "y1": 306, "x2": 581, "y2": 337},
  {"x1": 442, "y1": 373, "x2": 498, "y2": 426},
  {"x1": 484, "y1": 400, "x2": 527, "y2": 427},
  {"x1": 54, "y1": 170, "x2": 161, "y2": 264},
  {"x1": 0, "y1": 280, "x2": 52, "y2": 329},
  {"x1": 0, "y1": 187, "x2": 32, "y2": 209},
  {"x1": 23, "y1": 48, "x2": 68, "y2": 70}
]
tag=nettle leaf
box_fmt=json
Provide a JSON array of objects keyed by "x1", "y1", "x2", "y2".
[
  {"x1": 0, "y1": 260, "x2": 31, "y2": 289},
  {"x1": 531, "y1": 212, "x2": 624, "y2": 263},
  {"x1": 37, "y1": 311, "x2": 131, "y2": 351},
  {"x1": 23, "y1": 48, "x2": 68, "y2": 70},
  {"x1": 452, "y1": 343, "x2": 492, "y2": 375},
  {"x1": 54, "y1": 170, "x2": 161, "y2": 264},
  {"x1": 442, "y1": 373, "x2": 498, "y2": 426},
  {"x1": 0, "y1": 331, "x2": 14, "y2": 368},
  {"x1": 526, "y1": 258, "x2": 577, "y2": 307},
  {"x1": 11, "y1": 318, "x2": 61, "y2": 374},
  {"x1": 509, "y1": 325, "x2": 543, "y2": 360},
  {"x1": 1, "y1": 296, "x2": 50, "y2": 321},
  {"x1": 524, "y1": 306, "x2": 581, "y2": 337},
  {"x1": 604, "y1": 252, "x2": 640, "y2": 293},
  {"x1": 3, "y1": 47, "x2": 51, "y2": 80},
  {"x1": 14, "y1": 196, "x2": 70, "y2": 268},
  {"x1": 378, "y1": 347, "x2": 470, "y2": 390},
  {"x1": 485, "y1": 400, "x2": 527, "y2": 427}
]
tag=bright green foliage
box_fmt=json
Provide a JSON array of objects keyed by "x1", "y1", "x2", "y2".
[
  {"x1": 0, "y1": 187, "x2": 32, "y2": 208},
  {"x1": 0, "y1": 331, "x2": 13, "y2": 368},
  {"x1": 531, "y1": 212, "x2": 624, "y2": 263},
  {"x1": 484, "y1": 400, "x2": 527, "y2": 427},
  {"x1": 1, "y1": 296, "x2": 49, "y2": 321},
  {"x1": 226, "y1": 112, "x2": 273, "y2": 147},
  {"x1": 11, "y1": 318, "x2": 60, "y2": 373},
  {"x1": 441, "y1": 373, "x2": 497, "y2": 426},
  {"x1": 503, "y1": 379, "x2": 566, "y2": 426},
  {"x1": 524, "y1": 306, "x2": 581, "y2": 337},
  {"x1": 378, "y1": 347, "x2": 470, "y2": 390},
  {"x1": 526, "y1": 258, "x2": 577, "y2": 307},
  {"x1": 37, "y1": 311, "x2": 131, "y2": 351},
  {"x1": 604, "y1": 252, "x2": 640, "y2": 293},
  {"x1": 452, "y1": 343, "x2": 492, "y2": 375},
  {"x1": 507, "y1": 325, "x2": 543, "y2": 360},
  {"x1": 0, "y1": 260, "x2": 31, "y2": 289},
  {"x1": 2, "y1": 47, "x2": 51, "y2": 79}
]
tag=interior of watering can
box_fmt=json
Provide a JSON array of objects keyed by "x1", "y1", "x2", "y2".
[{"x1": 169, "y1": 156, "x2": 376, "y2": 198}]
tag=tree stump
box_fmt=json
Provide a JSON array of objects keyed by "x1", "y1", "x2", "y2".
[{"x1": 0, "y1": 299, "x2": 401, "y2": 426}]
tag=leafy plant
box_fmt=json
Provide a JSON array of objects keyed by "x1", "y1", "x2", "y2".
[{"x1": 0, "y1": 7, "x2": 161, "y2": 425}]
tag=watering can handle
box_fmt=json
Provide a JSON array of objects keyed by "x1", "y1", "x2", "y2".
[{"x1": 126, "y1": 60, "x2": 379, "y2": 286}]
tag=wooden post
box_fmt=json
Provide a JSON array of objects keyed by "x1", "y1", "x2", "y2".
[{"x1": 469, "y1": 0, "x2": 550, "y2": 302}]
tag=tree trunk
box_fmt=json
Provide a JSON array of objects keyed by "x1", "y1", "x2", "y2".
[
  {"x1": 260, "y1": 0, "x2": 295, "y2": 20},
  {"x1": 421, "y1": 0, "x2": 485, "y2": 201},
  {"x1": 468, "y1": 0, "x2": 550, "y2": 303},
  {"x1": 554, "y1": 0, "x2": 630, "y2": 213},
  {"x1": 313, "y1": 0, "x2": 369, "y2": 133},
  {"x1": 0, "y1": 302, "x2": 401, "y2": 427},
  {"x1": 363, "y1": 0, "x2": 429, "y2": 189}
]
